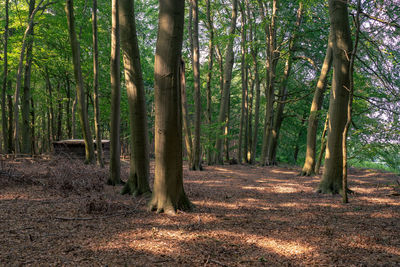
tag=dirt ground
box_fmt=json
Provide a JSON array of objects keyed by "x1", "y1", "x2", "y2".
[{"x1": 0, "y1": 156, "x2": 399, "y2": 266}]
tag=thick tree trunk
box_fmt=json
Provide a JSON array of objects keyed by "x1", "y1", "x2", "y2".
[
  {"x1": 214, "y1": 0, "x2": 238, "y2": 165},
  {"x1": 269, "y1": 3, "x2": 303, "y2": 165},
  {"x1": 180, "y1": 59, "x2": 193, "y2": 166},
  {"x1": 149, "y1": 0, "x2": 191, "y2": 214},
  {"x1": 2, "y1": 0, "x2": 9, "y2": 153},
  {"x1": 319, "y1": 0, "x2": 352, "y2": 194},
  {"x1": 65, "y1": 0, "x2": 95, "y2": 164},
  {"x1": 301, "y1": 32, "x2": 333, "y2": 176},
  {"x1": 190, "y1": 0, "x2": 202, "y2": 171},
  {"x1": 92, "y1": 0, "x2": 104, "y2": 168},
  {"x1": 119, "y1": 0, "x2": 151, "y2": 196},
  {"x1": 108, "y1": 0, "x2": 122, "y2": 184},
  {"x1": 21, "y1": 0, "x2": 36, "y2": 154},
  {"x1": 205, "y1": 0, "x2": 214, "y2": 165}
]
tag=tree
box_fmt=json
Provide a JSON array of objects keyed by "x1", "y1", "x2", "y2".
[
  {"x1": 2, "y1": 0, "x2": 9, "y2": 153},
  {"x1": 92, "y1": 0, "x2": 104, "y2": 168},
  {"x1": 318, "y1": 0, "x2": 352, "y2": 194},
  {"x1": 149, "y1": 0, "x2": 191, "y2": 214},
  {"x1": 119, "y1": 0, "x2": 151, "y2": 196},
  {"x1": 65, "y1": 0, "x2": 95, "y2": 163},
  {"x1": 214, "y1": 0, "x2": 238, "y2": 164},
  {"x1": 108, "y1": 0, "x2": 122, "y2": 185}
]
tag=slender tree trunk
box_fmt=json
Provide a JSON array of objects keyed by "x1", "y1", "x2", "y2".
[
  {"x1": 315, "y1": 113, "x2": 328, "y2": 174},
  {"x1": 21, "y1": 0, "x2": 36, "y2": 154},
  {"x1": 293, "y1": 112, "x2": 307, "y2": 164},
  {"x1": 246, "y1": 73, "x2": 253, "y2": 162},
  {"x1": 180, "y1": 59, "x2": 193, "y2": 166},
  {"x1": 14, "y1": 0, "x2": 45, "y2": 154},
  {"x1": 66, "y1": 75, "x2": 72, "y2": 138},
  {"x1": 224, "y1": 96, "x2": 231, "y2": 162},
  {"x1": 65, "y1": 0, "x2": 95, "y2": 163},
  {"x1": 2, "y1": 0, "x2": 9, "y2": 153},
  {"x1": 238, "y1": 1, "x2": 247, "y2": 164},
  {"x1": 56, "y1": 82, "x2": 63, "y2": 141},
  {"x1": 108, "y1": 0, "x2": 122, "y2": 184},
  {"x1": 119, "y1": 0, "x2": 151, "y2": 196},
  {"x1": 7, "y1": 87, "x2": 13, "y2": 153},
  {"x1": 149, "y1": 0, "x2": 191, "y2": 214},
  {"x1": 190, "y1": 0, "x2": 202, "y2": 170},
  {"x1": 205, "y1": 0, "x2": 214, "y2": 165},
  {"x1": 300, "y1": 32, "x2": 333, "y2": 176},
  {"x1": 71, "y1": 92, "x2": 77, "y2": 139},
  {"x1": 92, "y1": 0, "x2": 104, "y2": 168},
  {"x1": 342, "y1": 0, "x2": 361, "y2": 203},
  {"x1": 45, "y1": 70, "x2": 55, "y2": 142},
  {"x1": 318, "y1": 0, "x2": 352, "y2": 194},
  {"x1": 30, "y1": 98, "x2": 35, "y2": 154},
  {"x1": 269, "y1": 3, "x2": 303, "y2": 165},
  {"x1": 260, "y1": 0, "x2": 278, "y2": 166},
  {"x1": 214, "y1": 0, "x2": 238, "y2": 165}
]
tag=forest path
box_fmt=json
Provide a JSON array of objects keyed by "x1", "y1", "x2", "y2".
[{"x1": 0, "y1": 157, "x2": 399, "y2": 266}]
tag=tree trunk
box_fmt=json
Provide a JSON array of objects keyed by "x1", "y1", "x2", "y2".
[
  {"x1": 66, "y1": 75, "x2": 72, "y2": 138},
  {"x1": 108, "y1": 0, "x2": 122, "y2": 184},
  {"x1": 214, "y1": 0, "x2": 238, "y2": 165},
  {"x1": 71, "y1": 92, "x2": 77, "y2": 139},
  {"x1": 300, "y1": 32, "x2": 333, "y2": 176},
  {"x1": 318, "y1": 0, "x2": 352, "y2": 194},
  {"x1": 21, "y1": 0, "x2": 36, "y2": 154},
  {"x1": 56, "y1": 82, "x2": 63, "y2": 141},
  {"x1": 149, "y1": 0, "x2": 191, "y2": 214},
  {"x1": 180, "y1": 59, "x2": 193, "y2": 167},
  {"x1": 2, "y1": 0, "x2": 9, "y2": 153},
  {"x1": 190, "y1": 0, "x2": 202, "y2": 171},
  {"x1": 7, "y1": 87, "x2": 13, "y2": 153},
  {"x1": 13, "y1": 0, "x2": 45, "y2": 154},
  {"x1": 45, "y1": 70, "x2": 55, "y2": 142},
  {"x1": 30, "y1": 98, "x2": 36, "y2": 154},
  {"x1": 315, "y1": 113, "x2": 328, "y2": 175},
  {"x1": 269, "y1": 2, "x2": 303, "y2": 165},
  {"x1": 238, "y1": 1, "x2": 247, "y2": 164},
  {"x1": 92, "y1": 0, "x2": 104, "y2": 168},
  {"x1": 260, "y1": 0, "x2": 278, "y2": 166},
  {"x1": 65, "y1": 0, "x2": 95, "y2": 164},
  {"x1": 119, "y1": 0, "x2": 151, "y2": 196},
  {"x1": 205, "y1": 0, "x2": 214, "y2": 166}
]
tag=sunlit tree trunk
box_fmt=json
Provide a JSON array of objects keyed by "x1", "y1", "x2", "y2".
[
  {"x1": 149, "y1": 0, "x2": 191, "y2": 214},
  {"x1": 301, "y1": 32, "x2": 333, "y2": 176},
  {"x1": 214, "y1": 0, "x2": 238, "y2": 165},
  {"x1": 65, "y1": 0, "x2": 95, "y2": 163},
  {"x1": 119, "y1": 0, "x2": 151, "y2": 196},
  {"x1": 108, "y1": 0, "x2": 122, "y2": 184},
  {"x1": 318, "y1": 0, "x2": 352, "y2": 194},
  {"x1": 2, "y1": 0, "x2": 9, "y2": 153}
]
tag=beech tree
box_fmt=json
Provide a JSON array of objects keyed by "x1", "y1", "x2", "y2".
[{"x1": 149, "y1": 0, "x2": 191, "y2": 214}]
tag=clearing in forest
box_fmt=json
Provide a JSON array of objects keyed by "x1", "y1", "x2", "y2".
[{"x1": 0, "y1": 157, "x2": 399, "y2": 266}]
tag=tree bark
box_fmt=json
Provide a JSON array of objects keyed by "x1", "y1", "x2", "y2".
[
  {"x1": 269, "y1": 2, "x2": 303, "y2": 165},
  {"x1": 318, "y1": 0, "x2": 352, "y2": 194},
  {"x1": 56, "y1": 82, "x2": 62, "y2": 141},
  {"x1": 92, "y1": 0, "x2": 104, "y2": 168},
  {"x1": 108, "y1": 0, "x2": 122, "y2": 184},
  {"x1": 214, "y1": 0, "x2": 238, "y2": 165},
  {"x1": 238, "y1": 1, "x2": 247, "y2": 164},
  {"x1": 2, "y1": 0, "x2": 9, "y2": 153},
  {"x1": 7, "y1": 84, "x2": 13, "y2": 153},
  {"x1": 65, "y1": 0, "x2": 95, "y2": 163},
  {"x1": 21, "y1": 0, "x2": 36, "y2": 154},
  {"x1": 180, "y1": 59, "x2": 193, "y2": 167},
  {"x1": 300, "y1": 32, "x2": 333, "y2": 176},
  {"x1": 149, "y1": 0, "x2": 191, "y2": 214},
  {"x1": 66, "y1": 75, "x2": 72, "y2": 138},
  {"x1": 45, "y1": 69, "x2": 55, "y2": 142},
  {"x1": 315, "y1": 113, "x2": 328, "y2": 175},
  {"x1": 119, "y1": 0, "x2": 151, "y2": 196}
]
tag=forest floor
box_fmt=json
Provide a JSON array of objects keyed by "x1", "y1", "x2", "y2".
[{"x1": 0, "y1": 156, "x2": 399, "y2": 266}]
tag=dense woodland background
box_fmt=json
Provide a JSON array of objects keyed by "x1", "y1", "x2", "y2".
[{"x1": 0, "y1": 0, "x2": 399, "y2": 172}]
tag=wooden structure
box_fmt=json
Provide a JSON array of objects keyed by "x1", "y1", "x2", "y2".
[{"x1": 53, "y1": 139, "x2": 110, "y2": 160}]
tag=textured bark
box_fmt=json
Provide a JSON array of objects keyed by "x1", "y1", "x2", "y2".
[
  {"x1": 2, "y1": 0, "x2": 9, "y2": 153},
  {"x1": 319, "y1": 0, "x2": 352, "y2": 194},
  {"x1": 92, "y1": 0, "x2": 104, "y2": 168},
  {"x1": 149, "y1": 0, "x2": 191, "y2": 214},
  {"x1": 269, "y1": 3, "x2": 303, "y2": 165},
  {"x1": 301, "y1": 32, "x2": 333, "y2": 176},
  {"x1": 65, "y1": 0, "x2": 95, "y2": 163},
  {"x1": 260, "y1": 0, "x2": 278, "y2": 166},
  {"x1": 108, "y1": 0, "x2": 122, "y2": 184},
  {"x1": 180, "y1": 59, "x2": 193, "y2": 166},
  {"x1": 205, "y1": 0, "x2": 214, "y2": 165},
  {"x1": 119, "y1": 0, "x2": 151, "y2": 196},
  {"x1": 214, "y1": 0, "x2": 238, "y2": 165}
]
